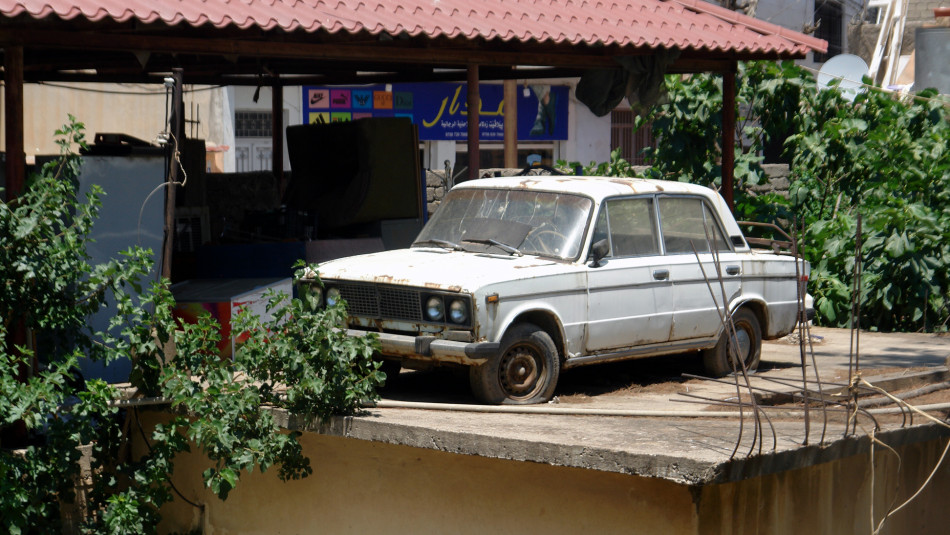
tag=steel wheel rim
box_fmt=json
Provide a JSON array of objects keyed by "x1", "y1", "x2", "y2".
[
  {"x1": 729, "y1": 324, "x2": 753, "y2": 366},
  {"x1": 499, "y1": 343, "x2": 544, "y2": 399}
]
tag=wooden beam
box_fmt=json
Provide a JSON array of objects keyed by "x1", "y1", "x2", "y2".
[
  {"x1": 24, "y1": 65, "x2": 586, "y2": 86},
  {"x1": 271, "y1": 76, "x2": 284, "y2": 197},
  {"x1": 467, "y1": 64, "x2": 480, "y2": 182},
  {"x1": 721, "y1": 65, "x2": 737, "y2": 213},
  {"x1": 503, "y1": 80, "x2": 518, "y2": 169},
  {"x1": 0, "y1": 28, "x2": 624, "y2": 69},
  {"x1": 668, "y1": 58, "x2": 735, "y2": 74},
  {"x1": 4, "y1": 45, "x2": 24, "y2": 201}
]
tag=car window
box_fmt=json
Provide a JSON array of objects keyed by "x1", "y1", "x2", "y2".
[
  {"x1": 658, "y1": 197, "x2": 731, "y2": 254},
  {"x1": 593, "y1": 197, "x2": 659, "y2": 258},
  {"x1": 415, "y1": 188, "x2": 593, "y2": 260}
]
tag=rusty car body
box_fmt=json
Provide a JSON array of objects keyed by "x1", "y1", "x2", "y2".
[{"x1": 301, "y1": 175, "x2": 809, "y2": 404}]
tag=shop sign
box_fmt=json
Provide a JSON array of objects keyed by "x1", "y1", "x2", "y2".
[{"x1": 301, "y1": 82, "x2": 568, "y2": 141}]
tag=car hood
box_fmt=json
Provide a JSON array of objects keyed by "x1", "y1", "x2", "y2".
[{"x1": 313, "y1": 247, "x2": 582, "y2": 293}]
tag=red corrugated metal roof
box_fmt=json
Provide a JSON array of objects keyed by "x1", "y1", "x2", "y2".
[{"x1": 0, "y1": 0, "x2": 827, "y2": 56}]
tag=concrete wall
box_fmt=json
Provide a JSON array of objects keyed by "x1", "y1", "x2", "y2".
[
  {"x1": 752, "y1": 0, "x2": 862, "y2": 69},
  {"x1": 697, "y1": 437, "x2": 950, "y2": 535},
  {"x1": 231, "y1": 85, "x2": 302, "y2": 173},
  {"x1": 566, "y1": 86, "x2": 612, "y2": 166},
  {"x1": 850, "y1": 0, "x2": 946, "y2": 68},
  {"x1": 142, "y1": 409, "x2": 950, "y2": 535}
]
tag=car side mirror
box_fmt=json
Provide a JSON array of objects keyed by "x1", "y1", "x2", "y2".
[{"x1": 589, "y1": 239, "x2": 609, "y2": 268}]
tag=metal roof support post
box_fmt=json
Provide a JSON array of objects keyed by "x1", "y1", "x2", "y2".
[
  {"x1": 503, "y1": 79, "x2": 517, "y2": 169},
  {"x1": 4, "y1": 45, "x2": 24, "y2": 201},
  {"x1": 721, "y1": 64, "x2": 737, "y2": 213},
  {"x1": 467, "y1": 63, "x2": 480, "y2": 181},
  {"x1": 162, "y1": 68, "x2": 183, "y2": 280},
  {"x1": 271, "y1": 76, "x2": 284, "y2": 197}
]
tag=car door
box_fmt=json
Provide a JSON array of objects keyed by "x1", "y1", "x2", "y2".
[
  {"x1": 658, "y1": 196, "x2": 741, "y2": 341},
  {"x1": 585, "y1": 196, "x2": 673, "y2": 352}
]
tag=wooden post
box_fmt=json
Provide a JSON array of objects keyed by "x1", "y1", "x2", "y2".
[
  {"x1": 161, "y1": 68, "x2": 183, "y2": 280},
  {"x1": 721, "y1": 65, "x2": 737, "y2": 213},
  {"x1": 4, "y1": 45, "x2": 24, "y2": 201},
  {"x1": 271, "y1": 76, "x2": 284, "y2": 197},
  {"x1": 503, "y1": 80, "x2": 518, "y2": 169},
  {"x1": 467, "y1": 64, "x2": 480, "y2": 181},
  {"x1": 2, "y1": 47, "x2": 30, "y2": 446}
]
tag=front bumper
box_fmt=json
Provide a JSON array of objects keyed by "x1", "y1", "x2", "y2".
[{"x1": 345, "y1": 329, "x2": 498, "y2": 366}]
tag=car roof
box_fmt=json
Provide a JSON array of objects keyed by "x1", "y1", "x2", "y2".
[
  {"x1": 452, "y1": 175, "x2": 723, "y2": 203},
  {"x1": 451, "y1": 175, "x2": 747, "y2": 250}
]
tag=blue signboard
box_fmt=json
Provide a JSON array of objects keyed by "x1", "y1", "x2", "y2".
[{"x1": 302, "y1": 82, "x2": 568, "y2": 141}]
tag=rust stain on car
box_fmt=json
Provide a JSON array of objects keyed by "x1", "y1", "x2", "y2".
[
  {"x1": 517, "y1": 178, "x2": 543, "y2": 188},
  {"x1": 373, "y1": 275, "x2": 413, "y2": 286}
]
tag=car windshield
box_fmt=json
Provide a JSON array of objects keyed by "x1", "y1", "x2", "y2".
[{"x1": 414, "y1": 188, "x2": 593, "y2": 260}]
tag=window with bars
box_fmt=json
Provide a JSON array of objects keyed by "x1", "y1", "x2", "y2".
[
  {"x1": 813, "y1": 0, "x2": 844, "y2": 63},
  {"x1": 610, "y1": 110, "x2": 655, "y2": 165},
  {"x1": 235, "y1": 110, "x2": 272, "y2": 138}
]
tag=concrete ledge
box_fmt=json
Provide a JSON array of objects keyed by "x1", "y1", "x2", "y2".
[{"x1": 271, "y1": 406, "x2": 950, "y2": 486}]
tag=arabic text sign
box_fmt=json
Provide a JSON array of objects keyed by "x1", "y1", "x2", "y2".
[{"x1": 301, "y1": 83, "x2": 568, "y2": 141}]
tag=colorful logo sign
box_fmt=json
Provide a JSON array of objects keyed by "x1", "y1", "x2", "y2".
[{"x1": 301, "y1": 83, "x2": 569, "y2": 141}]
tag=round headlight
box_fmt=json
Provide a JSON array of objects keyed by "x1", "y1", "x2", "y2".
[
  {"x1": 448, "y1": 300, "x2": 468, "y2": 324},
  {"x1": 309, "y1": 286, "x2": 324, "y2": 307},
  {"x1": 326, "y1": 287, "x2": 341, "y2": 307},
  {"x1": 425, "y1": 296, "x2": 444, "y2": 321}
]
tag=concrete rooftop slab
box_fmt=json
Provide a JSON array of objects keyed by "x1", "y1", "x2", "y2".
[{"x1": 278, "y1": 327, "x2": 950, "y2": 485}]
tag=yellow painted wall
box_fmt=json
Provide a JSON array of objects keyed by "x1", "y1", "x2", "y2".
[
  {"x1": 143, "y1": 417, "x2": 697, "y2": 534},
  {"x1": 2, "y1": 83, "x2": 214, "y2": 157},
  {"x1": 138, "y1": 409, "x2": 950, "y2": 535}
]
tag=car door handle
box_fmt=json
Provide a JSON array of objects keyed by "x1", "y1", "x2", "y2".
[
  {"x1": 653, "y1": 269, "x2": 670, "y2": 281},
  {"x1": 725, "y1": 265, "x2": 741, "y2": 276}
]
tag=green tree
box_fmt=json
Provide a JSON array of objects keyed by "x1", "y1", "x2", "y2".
[
  {"x1": 789, "y1": 84, "x2": 950, "y2": 331},
  {"x1": 587, "y1": 61, "x2": 950, "y2": 331},
  {"x1": 1, "y1": 116, "x2": 384, "y2": 533}
]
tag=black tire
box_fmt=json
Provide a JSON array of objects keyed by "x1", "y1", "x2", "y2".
[
  {"x1": 379, "y1": 359, "x2": 402, "y2": 388},
  {"x1": 702, "y1": 308, "x2": 762, "y2": 377},
  {"x1": 469, "y1": 323, "x2": 560, "y2": 404}
]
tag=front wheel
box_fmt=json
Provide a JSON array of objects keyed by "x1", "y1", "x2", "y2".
[
  {"x1": 378, "y1": 359, "x2": 402, "y2": 389},
  {"x1": 469, "y1": 323, "x2": 560, "y2": 404},
  {"x1": 702, "y1": 308, "x2": 762, "y2": 377}
]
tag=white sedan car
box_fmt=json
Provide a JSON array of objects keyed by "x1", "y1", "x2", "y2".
[{"x1": 303, "y1": 175, "x2": 809, "y2": 404}]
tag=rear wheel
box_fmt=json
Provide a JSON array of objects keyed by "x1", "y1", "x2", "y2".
[
  {"x1": 469, "y1": 323, "x2": 560, "y2": 404},
  {"x1": 702, "y1": 308, "x2": 762, "y2": 377}
]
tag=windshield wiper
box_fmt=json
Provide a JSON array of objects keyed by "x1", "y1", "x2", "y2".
[
  {"x1": 461, "y1": 238, "x2": 523, "y2": 257},
  {"x1": 412, "y1": 238, "x2": 463, "y2": 251}
]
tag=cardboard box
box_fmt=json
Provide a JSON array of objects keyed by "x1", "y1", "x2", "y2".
[{"x1": 171, "y1": 278, "x2": 292, "y2": 358}]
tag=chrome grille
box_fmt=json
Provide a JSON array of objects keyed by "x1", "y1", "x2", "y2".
[
  {"x1": 324, "y1": 280, "x2": 471, "y2": 328},
  {"x1": 378, "y1": 286, "x2": 421, "y2": 320},
  {"x1": 332, "y1": 281, "x2": 422, "y2": 321},
  {"x1": 335, "y1": 282, "x2": 381, "y2": 317}
]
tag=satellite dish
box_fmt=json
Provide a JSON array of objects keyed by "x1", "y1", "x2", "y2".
[{"x1": 817, "y1": 54, "x2": 869, "y2": 102}]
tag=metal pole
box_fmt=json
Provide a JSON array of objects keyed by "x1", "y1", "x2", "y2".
[
  {"x1": 161, "y1": 68, "x2": 183, "y2": 280},
  {"x1": 721, "y1": 65, "x2": 737, "y2": 213}
]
